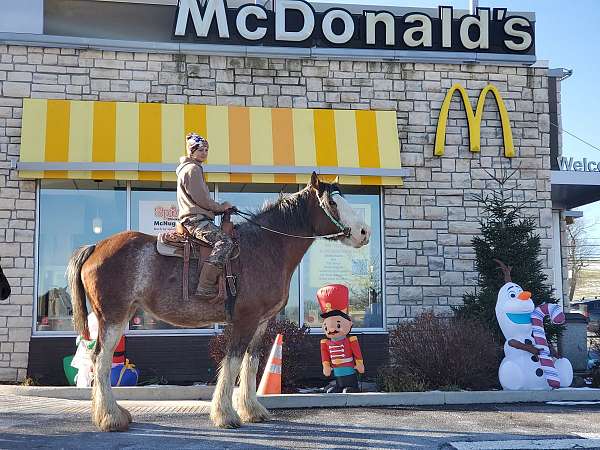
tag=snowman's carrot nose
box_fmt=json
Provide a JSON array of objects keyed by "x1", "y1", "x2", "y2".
[{"x1": 517, "y1": 291, "x2": 531, "y2": 300}]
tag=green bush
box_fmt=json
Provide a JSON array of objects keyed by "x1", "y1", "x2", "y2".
[
  {"x1": 378, "y1": 312, "x2": 501, "y2": 392},
  {"x1": 209, "y1": 318, "x2": 311, "y2": 393}
]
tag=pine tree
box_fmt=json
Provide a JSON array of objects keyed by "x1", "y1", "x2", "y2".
[{"x1": 455, "y1": 169, "x2": 562, "y2": 342}]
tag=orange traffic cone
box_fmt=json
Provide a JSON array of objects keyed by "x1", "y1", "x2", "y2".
[{"x1": 257, "y1": 334, "x2": 283, "y2": 395}]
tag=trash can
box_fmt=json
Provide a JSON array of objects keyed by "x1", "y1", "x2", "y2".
[{"x1": 559, "y1": 313, "x2": 588, "y2": 372}]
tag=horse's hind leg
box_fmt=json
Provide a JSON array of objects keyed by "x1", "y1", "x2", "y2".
[
  {"x1": 210, "y1": 328, "x2": 255, "y2": 428},
  {"x1": 237, "y1": 322, "x2": 270, "y2": 423},
  {"x1": 92, "y1": 322, "x2": 131, "y2": 432}
]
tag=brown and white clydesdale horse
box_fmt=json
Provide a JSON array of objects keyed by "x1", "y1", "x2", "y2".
[
  {"x1": 66, "y1": 172, "x2": 370, "y2": 431},
  {"x1": 0, "y1": 264, "x2": 10, "y2": 300}
]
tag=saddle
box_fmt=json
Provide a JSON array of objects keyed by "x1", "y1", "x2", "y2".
[{"x1": 156, "y1": 212, "x2": 239, "y2": 321}]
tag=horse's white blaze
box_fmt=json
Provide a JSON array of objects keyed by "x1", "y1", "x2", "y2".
[{"x1": 334, "y1": 193, "x2": 371, "y2": 248}]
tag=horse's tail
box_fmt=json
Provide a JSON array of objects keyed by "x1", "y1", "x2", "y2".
[{"x1": 66, "y1": 245, "x2": 96, "y2": 340}]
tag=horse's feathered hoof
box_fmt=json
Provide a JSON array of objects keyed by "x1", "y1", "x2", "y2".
[
  {"x1": 211, "y1": 411, "x2": 242, "y2": 429},
  {"x1": 238, "y1": 403, "x2": 270, "y2": 423},
  {"x1": 97, "y1": 408, "x2": 130, "y2": 432},
  {"x1": 118, "y1": 405, "x2": 133, "y2": 424},
  {"x1": 219, "y1": 421, "x2": 242, "y2": 429}
]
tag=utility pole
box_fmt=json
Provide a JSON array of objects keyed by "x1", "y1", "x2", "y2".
[{"x1": 469, "y1": 0, "x2": 479, "y2": 14}]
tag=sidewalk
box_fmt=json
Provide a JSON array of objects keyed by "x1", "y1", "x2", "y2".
[{"x1": 1, "y1": 384, "x2": 599, "y2": 408}]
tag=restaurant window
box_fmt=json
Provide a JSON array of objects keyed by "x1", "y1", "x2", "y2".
[
  {"x1": 36, "y1": 180, "x2": 127, "y2": 332},
  {"x1": 34, "y1": 180, "x2": 383, "y2": 333},
  {"x1": 301, "y1": 187, "x2": 383, "y2": 329}
]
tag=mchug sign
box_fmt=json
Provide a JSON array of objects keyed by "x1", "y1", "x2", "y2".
[{"x1": 174, "y1": 0, "x2": 535, "y2": 54}]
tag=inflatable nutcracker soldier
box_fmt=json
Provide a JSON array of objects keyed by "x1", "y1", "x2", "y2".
[{"x1": 317, "y1": 284, "x2": 364, "y2": 393}]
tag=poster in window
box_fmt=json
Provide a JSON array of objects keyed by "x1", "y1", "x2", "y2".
[
  {"x1": 308, "y1": 203, "x2": 372, "y2": 287},
  {"x1": 138, "y1": 201, "x2": 178, "y2": 235}
]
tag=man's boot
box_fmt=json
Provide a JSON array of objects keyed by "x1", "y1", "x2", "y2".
[{"x1": 194, "y1": 262, "x2": 221, "y2": 302}]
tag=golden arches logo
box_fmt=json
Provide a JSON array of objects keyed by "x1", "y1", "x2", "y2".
[{"x1": 434, "y1": 83, "x2": 515, "y2": 157}]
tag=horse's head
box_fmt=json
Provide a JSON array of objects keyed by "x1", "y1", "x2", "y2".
[
  {"x1": 307, "y1": 172, "x2": 371, "y2": 248},
  {"x1": 0, "y1": 266, "x2": 11, "y2": 301}
]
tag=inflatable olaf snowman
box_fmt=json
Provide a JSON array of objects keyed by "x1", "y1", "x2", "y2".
[{"x1": 494, "y1": 260, "x2": 573, "y2": 390}]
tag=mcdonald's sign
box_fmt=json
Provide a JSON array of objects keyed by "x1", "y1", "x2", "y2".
[{"x1": 434, "y1": 83, "x2": 515, "y2": 157}]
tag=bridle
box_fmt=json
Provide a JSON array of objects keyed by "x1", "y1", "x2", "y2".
[{"x1": 231, "y1": 189, "x2": 351, "y2": 240}]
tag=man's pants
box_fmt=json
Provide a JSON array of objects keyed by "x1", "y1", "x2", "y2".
[{"x1": 184, "y1": 221, "x2": 235, "y2": 269}]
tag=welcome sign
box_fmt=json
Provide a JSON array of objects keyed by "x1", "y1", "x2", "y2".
[{"x1": 174, "y1": 0, "x2": 535, "y2": 55}]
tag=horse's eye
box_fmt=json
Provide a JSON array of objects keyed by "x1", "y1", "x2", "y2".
[{"x1": 329, "y1": 199, "x2": 336, "y2": 207}]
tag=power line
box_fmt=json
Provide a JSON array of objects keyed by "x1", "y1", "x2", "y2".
[{"x1": 551, "y1": 121, "x2": 600, "y2": 153}]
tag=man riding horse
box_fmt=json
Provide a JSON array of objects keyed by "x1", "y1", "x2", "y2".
[
  {"x1": 67, "y1": 149, "x2": 371, "y2": 431},
  {"x1": 176, "y1": 133, "x2": 236, "y2": 302}
]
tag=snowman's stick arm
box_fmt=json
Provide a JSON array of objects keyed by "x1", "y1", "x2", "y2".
[{"x1": 508, "y1": 339, "x2": 540, "y2": 355}]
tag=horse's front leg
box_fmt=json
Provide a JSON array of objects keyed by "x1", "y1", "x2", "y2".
[
  {"x1": 237, "y1": 322, "x2": 270, "y2": 423},
  {"x1": 210, "y1": 328, "x2": 253, "y2": 428}
]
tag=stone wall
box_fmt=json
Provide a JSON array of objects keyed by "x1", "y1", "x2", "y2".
[
  {"x1": 384, "y1": 64, "x2": 552, "y2": 326},
  {"x1": 0, "y1": 44, "x2": 553, "y2": 381}
]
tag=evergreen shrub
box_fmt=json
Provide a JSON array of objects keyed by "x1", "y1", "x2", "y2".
[{"x1": 454, "y1": 172, "x2": 563, "y2": 343}]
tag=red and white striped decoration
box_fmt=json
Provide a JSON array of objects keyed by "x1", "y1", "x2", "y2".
[{"x1": 530, "y1": 303, "x2": 565, "y2": 389}]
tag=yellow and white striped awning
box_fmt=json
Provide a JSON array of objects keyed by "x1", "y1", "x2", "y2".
[{"x1": 18, "y1": 99, "x2": 405, "y2": 185}]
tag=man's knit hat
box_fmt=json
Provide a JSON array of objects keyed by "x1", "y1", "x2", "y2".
[{"x1": 186, "y1": 133, "x2": 208, "y2": 150}]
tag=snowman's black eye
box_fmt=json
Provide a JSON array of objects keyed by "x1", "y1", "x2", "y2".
[{"x1": 510, "y1": 293, "x2": 516, "y2": 298}]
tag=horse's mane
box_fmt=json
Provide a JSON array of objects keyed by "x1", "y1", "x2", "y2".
[{"x1": 236, "y1": 188, "x2": 314, "y2": 240}]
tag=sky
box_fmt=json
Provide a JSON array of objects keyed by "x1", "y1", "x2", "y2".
[{"x1": 314, "y1": 0, "x2": 600, "y2": 247}]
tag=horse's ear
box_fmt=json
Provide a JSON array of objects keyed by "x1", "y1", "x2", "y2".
[
  {"x1": 333, "y1": 175, "x2": 339, "y2": 184},
  {"x1": 310, "y1": 171, "x2": 320, "y2": 189}
]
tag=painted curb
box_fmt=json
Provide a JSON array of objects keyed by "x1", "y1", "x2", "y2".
[
  {"x1": 1, "y1": 385, "x2": 599, "y2": 407},
  {"x1": 0, "y1": 385, "x2": 215, "y2": 401}
]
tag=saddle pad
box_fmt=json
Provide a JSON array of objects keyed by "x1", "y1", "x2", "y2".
[{"x1": 156, "y1": 239, "x2": 184, "y2": 258}]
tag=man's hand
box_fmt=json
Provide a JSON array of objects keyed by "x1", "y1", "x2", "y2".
[
  {"x1": 355, "y1": 361, "x2": 365, "y2": 374},
  {"x1": 323, "y1": 364, "x2": 331, "y2": 377},
  {"x1": 220, "y1": 201, "x2": 233, "y2": 212}
]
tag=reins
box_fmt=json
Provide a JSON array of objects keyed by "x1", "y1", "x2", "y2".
[{"x1": 231, "y1": 208, "x2": 350, "y2": 240}]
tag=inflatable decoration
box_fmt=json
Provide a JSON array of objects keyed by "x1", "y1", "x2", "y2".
[
  {"x1": 70, "y1": 312, "x2": 139, "y2": 387},
  {"x1": 494, "y1": 259, "x2": 573, "y2": 390},
  {"x1": 110, "y1": 359, "x2": 139, "y2": 387},
  {"x1": 317, "y1": 284, "x2": 364, "y2": 393}
]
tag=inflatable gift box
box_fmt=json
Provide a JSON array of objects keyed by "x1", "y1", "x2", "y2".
[{"x1": 110, "y1": 359, "x2": 139, "y2": 387}]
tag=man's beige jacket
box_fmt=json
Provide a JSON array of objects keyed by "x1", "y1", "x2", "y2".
[{"x1": 176, "y1": 156, "x2": 224, "y2": 223}]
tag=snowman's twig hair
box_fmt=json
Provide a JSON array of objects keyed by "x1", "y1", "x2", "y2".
[{"x1": 493, "y1": 258, "x2": 512, "y2": 283}]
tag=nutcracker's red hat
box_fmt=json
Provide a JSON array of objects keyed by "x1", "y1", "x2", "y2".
[{"x1": 317, "y1": 284, "x2": 351, "y2": 320}]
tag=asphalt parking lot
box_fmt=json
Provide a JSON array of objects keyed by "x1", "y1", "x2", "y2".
[{"x1": 1, "y1": 394, "x2": 600, "y2": 449}]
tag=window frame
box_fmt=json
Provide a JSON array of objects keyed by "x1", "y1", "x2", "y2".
[{"x1": 32, "y1": 180, "x2": 386, "y2": 336}]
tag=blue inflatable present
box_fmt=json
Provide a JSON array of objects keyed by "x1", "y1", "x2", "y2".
[{"x1": 110, "y1": 359, "x2": 139, "y2": 387}]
